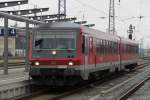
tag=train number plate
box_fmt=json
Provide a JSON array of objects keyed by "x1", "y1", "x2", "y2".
[
  {"x1": 51, "y1": 61, "x2": 56, "y2": 65},
  {"x1": 57, "y1": 65, "x2": 67, "y2": 68}
]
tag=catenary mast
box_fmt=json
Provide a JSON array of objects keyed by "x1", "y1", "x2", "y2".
[
  {"x1": 58, "y1": 0, "x2": 66, "y2": 19},
  {"x1": 108, "y1": 0, "x2": 115, "y2": 34}
]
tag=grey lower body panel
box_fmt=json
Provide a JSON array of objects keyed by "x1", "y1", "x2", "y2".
[
  {"x1": 30, "y1": 66, "x2": 83, "y2": 86},
  {"x1": 30, "y1": 59, "x2": 138, "y2": 85}
]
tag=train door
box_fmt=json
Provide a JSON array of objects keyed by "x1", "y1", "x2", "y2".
[
  {"x1": 89, "y1": 37, "x2": 95, "y2": 67},
  {"x1": 82, "y1": 34, "x2": 90, "y2": 80},
  {"x1": 82, "y1": 35, "x2": 89, "y2": 68},
  {"x1": 119, "y1": 38, "x2": 123, "y2": 70}
]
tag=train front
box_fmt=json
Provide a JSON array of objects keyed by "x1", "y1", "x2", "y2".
[{"x1": 29, "y1": 23, "x2": 82, "y2": 86}]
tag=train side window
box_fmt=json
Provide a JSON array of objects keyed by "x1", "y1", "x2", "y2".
[
  {"x1": 124, "y1": 44, "x2": 126, "y2": 53},
  {"x1": 104, "y1": 40, "x2": 106, "y2": 55},
  {"x1": 136, "y1": 46, "x2": 139, "y2": 54},
  {"x1": 115, "y1": 42, "x2": 117, "y2": 54},
  {"x1": 107, "y1": 41, "x2": 111, "y2": 54},
  {"x1": 100, "y1": 39, "x2": 102, "y2": 55},
  {"x1": 116, "y1": 43, "x2": 118, "y2": 54},
  {"x1": 89, "y1": 37, "x2": 93, "y2": 50},
  {"x1": 104, "y1": 40, "x2": 107, "y2": 55},
  {"x1": 111, "y1": 42, "x2": 113, "y2": 54},
  {"x1": 82, "y1": 35, "x2": 85, "y2": 53},
  {"x1": 106, "y1": 40, "x2": 108, "y2": 54},
  {"x1": 102, "y1": 40, "x2": 105, "y2": 55},
  {"x1": 106, "y1": 41, "x2": 108, "y2": 54},
  {"x1": 96, "y1": 39, "x2": 100, "y2": 54},
  {"x1": 112, "y1": 42, "x2": 114, "y2": 54},
  {"x1": 122, "y1": 44, "x2": 124, "y2": 54},
  {"x1": 103, "y1": 40, "x2": 105, "y2": 55},
  {"x1": 117, "y1": 43, "x2": 119, "y2": 54},
  {"x1": 110, "y1": 41, "x2": 112, "y2": 54},
  {"x1": 113, "y1": 42, "x2": 115, "y2": 54}
]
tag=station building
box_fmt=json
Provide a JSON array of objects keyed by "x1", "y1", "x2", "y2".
[
  {"x1": 0, "y1": 37, "x2": 16, "y2": 56},
  {"x1": 0, "y1": 27, "x2": 16, "y2": 56}
]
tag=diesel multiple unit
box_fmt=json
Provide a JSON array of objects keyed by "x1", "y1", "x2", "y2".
[{"x1": 29, "y1": 22, "x2": 138, "y2": 86}]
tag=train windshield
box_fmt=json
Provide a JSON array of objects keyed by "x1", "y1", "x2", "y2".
[{"x1": 34, "y1": 31, "x2": 76, "y2": 50}]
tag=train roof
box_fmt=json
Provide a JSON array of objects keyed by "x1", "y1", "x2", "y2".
[
  {"x1": 36, "y1": 22, "x2": 120, "y2": 42},
  {"x1": 81, "y1": 25, "x2": 120, "y2": 42},
  {"x1": 35, "y1": 22, "x2": 138, "y2": 45},
  {"x1": 120, "y1": 37, "x2": 138, "y2": 45},
  {"x1": 37, "y1": 22, "x2": 81, "y2": 29},
  {"x1": 80, "y1": 23, "x2": 138, "y2": 45}
]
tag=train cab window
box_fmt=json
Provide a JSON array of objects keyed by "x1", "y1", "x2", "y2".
[{"x1": 34, "y1": 31, "x2": 76, "y2": 50}]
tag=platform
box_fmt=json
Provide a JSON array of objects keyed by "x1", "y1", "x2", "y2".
[
  {"x1": 0, "y1": 68, "x2": 30, "y2": 99},
  {"x1": 0, "y1": 59, "x2": 25, "y2": 64},
  {"x1": 0, "y1": 68, "x2": 28, "y2": 85}
]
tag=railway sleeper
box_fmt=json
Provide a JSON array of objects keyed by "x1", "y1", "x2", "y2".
[{"x1": 125, "y1": 63, "x2": 138, "y2": 71}]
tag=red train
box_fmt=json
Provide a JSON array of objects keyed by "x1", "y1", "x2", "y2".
[{"x1": 29, "y1": 22, "x2": 138, "y2": 86}]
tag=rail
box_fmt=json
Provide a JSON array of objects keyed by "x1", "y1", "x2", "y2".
[
  {"x1": 15, "y1": 61, "x2": 150, "y2": 100},
  {"x1": 117, "y1": 76, "x2": 150, "y2": 100}
]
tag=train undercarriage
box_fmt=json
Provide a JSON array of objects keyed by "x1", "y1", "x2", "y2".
[{"x1": 30, "y1": 62, "x2": 138, "y2": 86}]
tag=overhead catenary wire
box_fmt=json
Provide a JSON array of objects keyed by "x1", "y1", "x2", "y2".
[
  {"x1": 74, "y1": 0, "x2": 128, "y2": 25},
  {"x1": 137, "y1": 0, "x2": 143, "y2": 32},
  {"x1": 72, "y1": 0, "x2": 129, "y2": 34},
  {"x1": 74, "y1": 0, "x2": 108, "y2": 15}
]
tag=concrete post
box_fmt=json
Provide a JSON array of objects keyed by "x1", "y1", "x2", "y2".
[
  {"x1": 4, "y1": 18, "x2": 8, "y2": 75},
  {"x1": 25, "y1": 22, "x2": 29, "y2": 72}
]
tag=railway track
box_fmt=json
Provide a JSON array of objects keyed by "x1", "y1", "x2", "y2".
[
  {"x1": 0, "y1": 56, "x2": 25, "y2": 59},
  {"x1": 0, "y1": 56, "x2": 25, "y2": 66},
  {"x1": 14, "y1": 61, "x2": 150, "y2": 100},
  {"x1": 0, "y1": 62, "x2": 25, "y2": 66},
  {"x1": 117, "y1": 76, "x2": 150, "y2": 100},
  {"x1": 15, "y1": 73, "x2": 124, "y2": 100},
  {"x1": 0, "y1": 62, "x2": 25, "y2": 70}
]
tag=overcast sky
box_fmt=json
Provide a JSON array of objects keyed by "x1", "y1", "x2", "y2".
[{"x1": 1, "y1": 0, "x2": 150, "y2": 48}]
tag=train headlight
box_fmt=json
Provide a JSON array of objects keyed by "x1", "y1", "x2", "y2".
[
  {"x1": 52, "y1": 50, "x2": 56, "y2": 55},
  {"x1": 68, "y1": 61, "x2": 74, "y2": 66},
  {"x1": 35, "y1": 62, "x2": 40, "y2": 66}
]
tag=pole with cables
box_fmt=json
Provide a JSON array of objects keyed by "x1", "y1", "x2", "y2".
[
  {"x1": 58, "y1": 0, "x2": 66, "y2": 20},
  {"x1": 108, "y1": 0, "x2": 115, "y2": 34}
]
